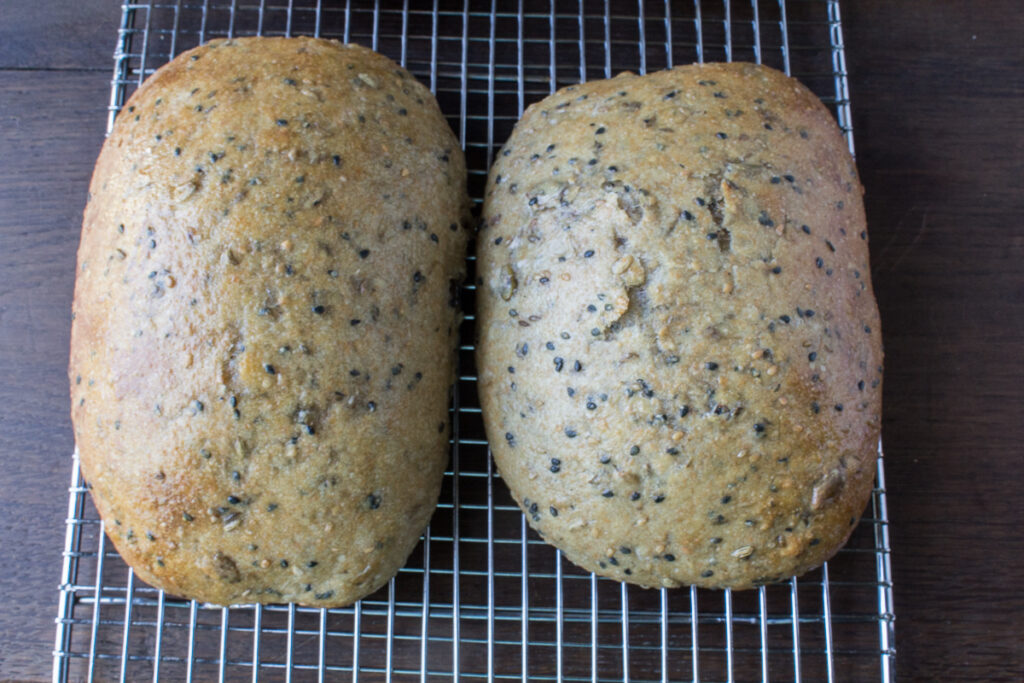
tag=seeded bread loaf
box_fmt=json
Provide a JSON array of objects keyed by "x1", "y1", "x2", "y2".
[
  {"x1": 477, "y1": 62, "x2": 882, "y2": 590},
  {"x1": 69, "y1": 37, "x2": 469, "y2": 606}
]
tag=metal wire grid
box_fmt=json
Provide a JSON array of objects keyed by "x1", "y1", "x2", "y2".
[{"x1": 54, "y1": 1, "x2": 895, "y2": 681}]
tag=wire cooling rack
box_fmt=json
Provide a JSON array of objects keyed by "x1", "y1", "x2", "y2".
[{"x1": 54, "y1": 2, "x2": 894, "y2": 681}]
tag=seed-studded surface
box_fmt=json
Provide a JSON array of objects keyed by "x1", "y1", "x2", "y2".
[
  {"x1": 54, "y1": 2, "x2": 895, "y2": 682},
  {"x1": 477, "y1": 62, "x2": 882, "y2": 591},
  {"x1": 69, "y1": 37, "x2": 470, "y2": 607}
]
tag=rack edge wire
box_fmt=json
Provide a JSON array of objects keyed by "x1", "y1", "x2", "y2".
[
  {"x1": 826, "y1": 3, "x2": 897, "y2": 678},
  {"x1": 54, "y1": 2, "x2": 895, "y2": 681}
]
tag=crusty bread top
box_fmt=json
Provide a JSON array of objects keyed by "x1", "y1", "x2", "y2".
[
  {"x1": 477, "y1": 62, "x2": 882, "y2": 589},
  {"x1": 70, "y1": 37, "x2": 469, "y2": 606}
]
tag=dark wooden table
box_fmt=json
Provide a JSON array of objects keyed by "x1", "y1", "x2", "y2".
[{"x1": 1, "y1": 1, "x2": 1021, "y2": 681}]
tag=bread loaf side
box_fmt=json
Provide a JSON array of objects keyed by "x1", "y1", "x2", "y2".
[
  {"x1": 70, "y1": 37, "x2": 469, "y2": 606},
  {"x1": 477, "y1": 63, "x2": 882, "y2": 590}
]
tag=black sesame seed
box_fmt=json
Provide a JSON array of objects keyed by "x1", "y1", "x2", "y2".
[
  {"x1": 553, "y1": 357, "x2": 564, "y2": 372},
  {"x1": 808, "y1": 352, "x2": 817, "y2": 362},
  {"x1": 596, "y1": 126, "x2": 606, "y2": 134},
  {"x1": 701, "y1": 569, "x2": 714, "y2": 578},
  {"x1": 550, "y1": 458, "x2": 561, "y2": 473},
  {"x1": 810, "y1": 537, "x2": 821, "y2": 546},
  {"x1": 413, "y1": 271, "x2": 424, "y2": 283},
  {"x1": 573, "y1": 360, "x2": 583, "y2": 372},
  {"x1": 586, "y1": 401, "x2": 597, "y2": 410},
  {"x1": 312, "y1": 305, "x2": 326, "y2": 315},
  {"x1": 546, "y1": 341, "x2": 555, "y2": 350},
  {"x1": 367, "y1": 493, "x2": 382, "y2": 510},
  {"x1": 802, "y1": 225, "x2": 811, "y2": 234},
  {"x1": 770, "y1": 176, "x2": 782, "y2": 184},
  {"x1": 276, "y1": 119, "x2": 288, "y2": 126},
  {"x1": 350, "y1": 319, "x2": 361, "y2": 326},
  {"x1": 716, "y1": 132, "x2": 728, "y2": 139},
  {"x1": 505, "y1": 432, "x2": 515, "y2": 444},
  {"x1": 564, "y1": 427, "x2": 578, "y2": 438},
  {"x1": 550, "y1": 506, "x2": 559, "y2": 516},
  {"x1": 682, "y1": 210, "x2": 695, "y2": 221},
  {"x1": 771, "y1": 266, "x2": 782, "y2": 274},
  {"x1": 584, "y1": 249, "x2": 595, "y2": 258},
  {"x1": 753, "y1": 423, "x2": 766, "y2": 434},
  {"x1": 359, "y1": 248, "x2": 370, "y2": 258},
  {"x1": 816, "y1": 257, "x2": 824, "y2": 268},
  {"x1": 227, "y1": 495, "x2": 240, "y2": 504},
  {"x1": 630, "y1": 491, "x2": 641, "y2": 501},
  {"x1": 263, "y1": 363, "x2": 276, "y2": 375},
  {"x1": 664, "y1": 553, "x2": 676, "y2": 561},
  {"x1": 706, "y1": 361, "x2": 719, "y2": 371},
  {"x1": 601, "y1": 489, "x2": 614, "y2": 498},
  {"x1": 835, "y1": 404, "x2": 844, "y2": 412},
  {"x1": 654, "y1": 494, "x2": 666, "y2": 503},
  {"x1": 779, "y1": 315, "x2": 791, "y2": 324}
]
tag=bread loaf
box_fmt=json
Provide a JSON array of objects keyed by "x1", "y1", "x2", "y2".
[
  {"x1": 477, "y1": 62, "x2": 882, "y2": 590},
  {"x1": 69, "y1": 37, "x2": 469, "y2": 606}
]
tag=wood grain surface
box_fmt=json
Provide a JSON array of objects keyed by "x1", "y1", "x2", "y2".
[{"x1": 0, "y1": 1, "x2": 1021, "y2": 681}]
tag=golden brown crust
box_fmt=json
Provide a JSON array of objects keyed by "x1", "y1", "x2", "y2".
[
  {"x1": 70, "y1": 37, "x2": 469, "y2": 606},
  {"x1": 477, "y1": 62, "x2": 882, "y2": 590}
]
